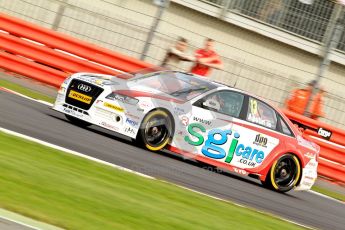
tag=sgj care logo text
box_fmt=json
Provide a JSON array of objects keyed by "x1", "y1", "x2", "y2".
[{"x1": 184, "y1": 123, "x2": 266, "y2": 167}]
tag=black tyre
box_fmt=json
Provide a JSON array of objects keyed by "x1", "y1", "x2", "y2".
[
  {"x1": 263, "y1": 154, "x2": 301, "y2": 193},
  {"x1": 137, "y1": 110, "x2": 173, "y2": 151},
  {"x1": 65, "y1": 114, "x2": 92, "y2": 127}
]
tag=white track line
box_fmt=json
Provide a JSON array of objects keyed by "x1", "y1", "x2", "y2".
[
  {"x1": 0, "y1": 87, "x2": 53, "y2": 106},
  {"x1": 307, "y1": 190, "x2": 345, "y2": 204},
  {"x1": 0, "y1": 216, "x2": 39, "y2": 230}
]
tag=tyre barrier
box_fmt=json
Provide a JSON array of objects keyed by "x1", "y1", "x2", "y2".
[{"x1": 1, "y1": 13, "x2": 344, "y2": 184}]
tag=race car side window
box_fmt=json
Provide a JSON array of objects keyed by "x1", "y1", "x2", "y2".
[
  {"x1": 194, "y1": 90, "x2": 245, "y2": 118},
  {"x1": 279, "y1": 116, "x2": 294, "y2": 137},
  {"x1": 246, "y1": 97, "x2": 277, "y2": 129}
]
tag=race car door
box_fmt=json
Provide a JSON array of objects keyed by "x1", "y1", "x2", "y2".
[
  {"x1": 227, "y1": 97, "x2": 281, "y2": 171},
  {"x1": 180, "y1": 90, "x2": 246, "y2": 162}
]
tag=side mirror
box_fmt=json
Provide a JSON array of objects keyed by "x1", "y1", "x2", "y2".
[
  {"x1": 293, "y1": 123, "x2": 305, "y2": 135},
  {"x1": 202, "y1": 99, "x2": 220, "y2": 111}
]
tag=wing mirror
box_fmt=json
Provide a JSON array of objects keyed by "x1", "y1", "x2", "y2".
[{"x1": 202, "y1": 99, "x2": 220, "y2": 111}]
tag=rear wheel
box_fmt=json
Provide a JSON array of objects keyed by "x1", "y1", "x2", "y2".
[
  {"x1": 65, "y1": 114, "x2": 92, "y2": 127},
  {"x1": 137, "y1": 110, "x2": 172, "y2": 151},
  {"x1": 263, "y1": 154, "x2": 301, "y2": 193}
]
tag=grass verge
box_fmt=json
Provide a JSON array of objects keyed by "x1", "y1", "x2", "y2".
[
  {"x1": 0, "y1": 79, "x2": 55, "y2": 103},
  {"x1": 312, "y1": 185, "x2": 345, "y2": 202},
  {"x1": 0, "y1": 131, "x2": 305, "y2": 230}
]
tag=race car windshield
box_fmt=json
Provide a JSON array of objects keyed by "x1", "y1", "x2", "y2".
[{"x1": 128, "y1": 71, "x2": 217, "y2": 100}]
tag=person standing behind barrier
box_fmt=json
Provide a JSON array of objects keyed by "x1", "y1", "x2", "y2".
[
  {"x1": 285, "y1": 81, "x2": 314, "y2": 115},
  {"x1": 309, "y1": 87, "x2": 326, "y2": 120},
  {"x1": 161, "y1": 37, "x2": 195, "y2": 70},
  {"x1": 285, "y1": 80, "x2": 325, "y2": 120},
  {"x1": 190, "y1": 38, "x2": 223, "y2": 77}
]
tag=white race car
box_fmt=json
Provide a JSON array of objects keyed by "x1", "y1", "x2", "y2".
[{"x1": 53, "y1": 70, "x2": 319, "y2": 192}]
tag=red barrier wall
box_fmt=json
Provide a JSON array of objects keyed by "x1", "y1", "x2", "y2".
[
  {"x1": 0, "y1": 32, "x2": 120, "y2": 77},
  {"x1": 0, "y1": 13, "x2": 152, "y2": 87},
  {"x1": 0, "y1": 51, "x2": 68, "y2": 86},
  {"x1": 318, "y1": 158, "x2": 345, "y2": 183},
  {"x1": 283, "y1": 109, "x2": 345, "y2": 147}
]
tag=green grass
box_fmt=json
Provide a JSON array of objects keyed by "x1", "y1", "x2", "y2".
[
  {"x1": 0, "y1": 79, "x2": 55, "y2": 103},
  {"x1": 0, "y1": 131, "x2": 305, "y2": 230},
  {"x1": 312, "y1": 185, "x2": 345, "y2": 202}
]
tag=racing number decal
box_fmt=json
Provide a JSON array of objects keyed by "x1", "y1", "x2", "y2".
[{"x1": 249, "y1": 99, "x2": 258, "y2": 116}]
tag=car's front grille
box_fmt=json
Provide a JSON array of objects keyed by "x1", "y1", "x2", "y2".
[
  {"x1": 63, "y1": 104, "x2": 89, "y2": 115},
  {"x1": 65, "y1": 79, "x2": 103, "y2": 110}
]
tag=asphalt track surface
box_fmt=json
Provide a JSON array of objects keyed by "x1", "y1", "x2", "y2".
[
  {"x1": 1, "y1": 91, "x2": 345, "y2": 230},
  {"x1": 0, "y1": 218, "x2": 34, "y2": 230}
]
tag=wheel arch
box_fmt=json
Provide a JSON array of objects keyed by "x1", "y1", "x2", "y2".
[
  {"x1": 262, "y1": 152, "x2": 303, "y2": 192},
  {"x1": 137, "y1": 107, "x2": 176, "y2": 146},
  {"x1": 260, "y1": 151, "x2": 303, "y2": 184},
  {"x1": 146, "y1": 107, "x2": 176, "y2": 138}
]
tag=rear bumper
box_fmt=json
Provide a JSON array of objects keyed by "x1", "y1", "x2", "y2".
[{"x1": 295, "y1": 159, "x2": 318, "y2": 191}]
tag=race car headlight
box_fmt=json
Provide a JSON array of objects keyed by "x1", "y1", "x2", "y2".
[
  {"x1": 58, "y1": 86, "x2": 67, "y2": 94},
  {"x1": 106, "y1": 93, "x2": 139, "y2": 105},
  {"x1": 58, "y1": 76, "x2": 72, "y2": 94},
  {"x1": 63, "y1": 76, "x2": 72, "y2": 84}
]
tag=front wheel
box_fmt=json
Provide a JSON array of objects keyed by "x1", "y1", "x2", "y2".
[
  {"x1": 65, "y1": 114, "x2": 92, "y2": 127},
  {"x1": 263, "y1": 154, "x2": 301, "y2": 193},
  {"x1": 137, "y1": 110, "x2": 173, "y2": 151}
]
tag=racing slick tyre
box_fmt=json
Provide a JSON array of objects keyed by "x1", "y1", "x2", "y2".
[
  {"x1": 65, "y1": 114, "x2": 92, "y2": 127},
  {"x1": 263, "y1": 154, "x2": 301, "y2": 193},
  {"x1": 137, "y1": 109, "x2": 173, "y2": 151}
]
